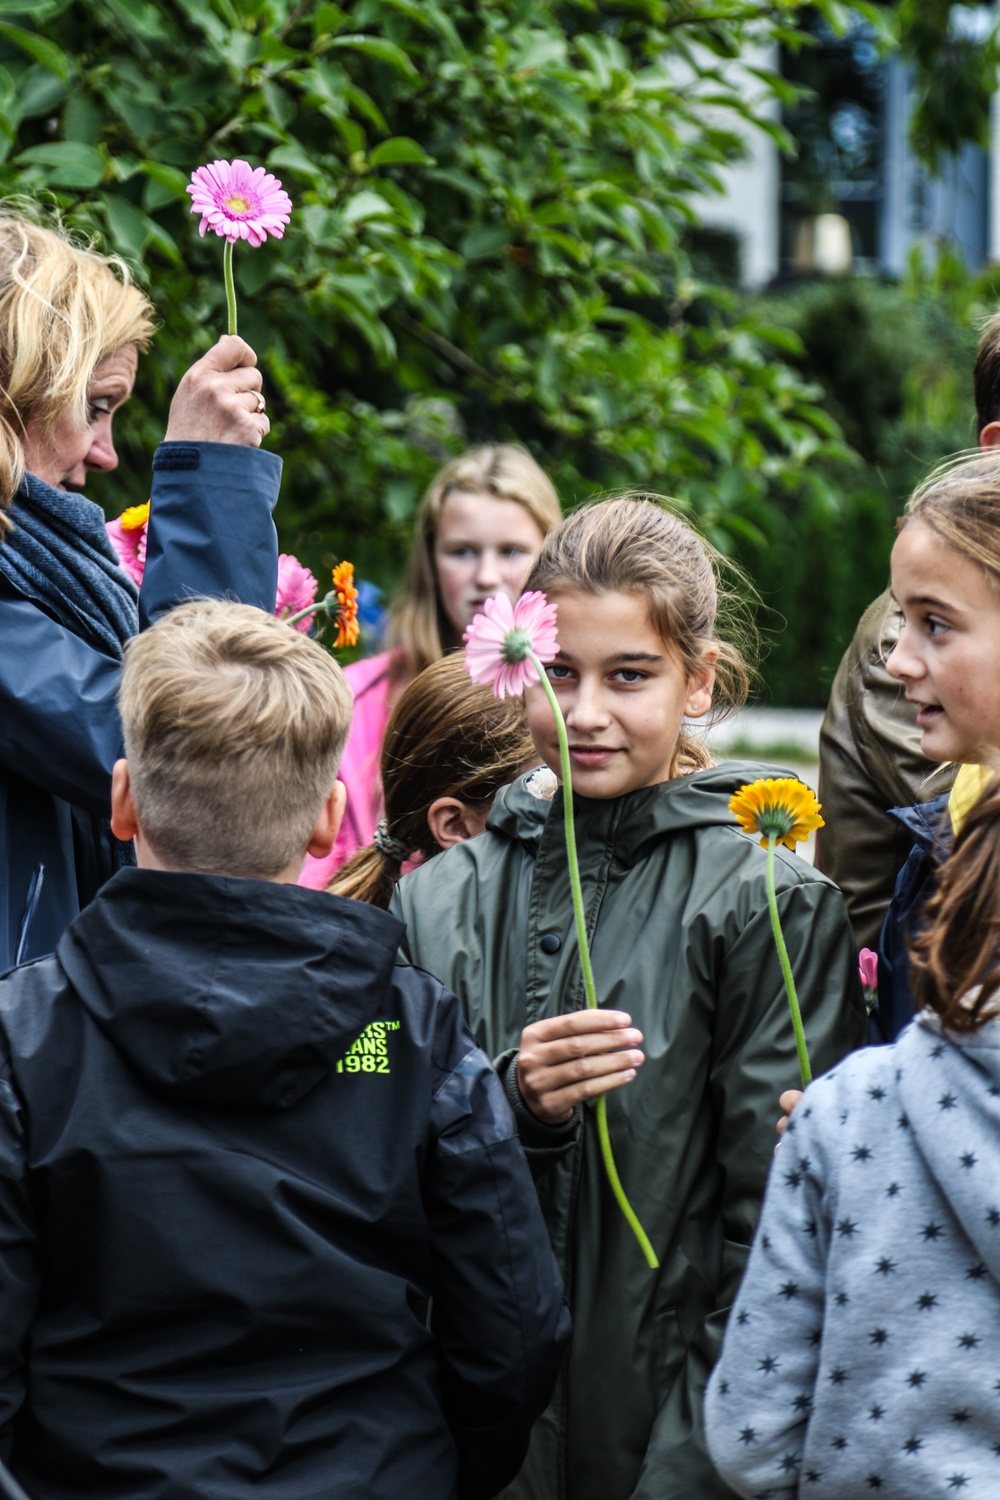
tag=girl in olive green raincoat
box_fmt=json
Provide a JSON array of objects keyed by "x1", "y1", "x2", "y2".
[{"x1": 392, "y1": 497, "x2": 868, "y2": 1500}]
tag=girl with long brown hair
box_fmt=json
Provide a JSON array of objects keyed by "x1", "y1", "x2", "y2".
[{"x1": 329, "y1": 653, "x2": 539, "y2": 910}]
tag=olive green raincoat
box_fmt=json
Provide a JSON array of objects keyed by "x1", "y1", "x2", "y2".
[{"x1": 392, "y1": 762, "x2": 868, "y2": 1500}]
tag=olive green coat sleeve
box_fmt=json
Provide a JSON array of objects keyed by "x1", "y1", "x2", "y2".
[{"x1": 815, "y1": 588, "x2": 954, "y2": 949}]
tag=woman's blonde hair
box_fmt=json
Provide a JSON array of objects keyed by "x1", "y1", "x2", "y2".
[
  {"x1": 525, "y1": 495, "x2": 756, "y2": 772},
  {"x1": 386, "y1": 443, "x2": 561, "y2": 676},
  {"x1": 899, "y1": 450, "x2": 1000, "y2": 586},
  {"x1": 0, "y1": 209, "x2": 155, "y2": 529},
  {"x1": 330, "y1": 654, "x2": 537, "y2": 908}
]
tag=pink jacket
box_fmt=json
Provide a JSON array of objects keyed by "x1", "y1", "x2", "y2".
[{"x1": 298, "y1": 650, "x2": 397, "y2": 890}]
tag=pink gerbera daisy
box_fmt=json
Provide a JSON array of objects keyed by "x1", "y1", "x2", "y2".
[
  {"x1": 186, "y1": 159, "x2": 292, "y2": 247},
  {"x1": 274, "y1": 553, "x2": 318, "y2": 634},
  {"x1": 106, "y1": 502, "x2": 149, "y2": 588},
  {"x1": 464, "y1": 590, "x2": 560, "y2": 698}
]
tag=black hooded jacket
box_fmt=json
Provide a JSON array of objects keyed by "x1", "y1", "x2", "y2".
[{"x1": 0, "y1": 870, "x2": 569, "y2": 1500}]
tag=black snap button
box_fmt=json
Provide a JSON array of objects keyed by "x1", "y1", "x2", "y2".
[{"x1": 540, "y1": 932, "x2": 562, "y2": 954}]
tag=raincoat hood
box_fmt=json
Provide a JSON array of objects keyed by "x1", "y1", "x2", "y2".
[
  {"x1": 57, "y1": 868, "x2": 401, "y2": 1109},
  {"x1": 898, "y1": 1010, "x2": 1000, "y2": 1280},
  {"x1": 488, "y1": 758, "x2": 806, "y2": 862}
]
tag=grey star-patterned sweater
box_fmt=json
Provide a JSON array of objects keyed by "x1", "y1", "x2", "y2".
[{"x1": 705, "y1": 1011, "x2": 1000, "y2": 1499}]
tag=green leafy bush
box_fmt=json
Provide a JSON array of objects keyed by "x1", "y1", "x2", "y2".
[
  {"x1": 739, "y1": 261, "x2": 1000, "y2": 704},
  {"x1": 0, "y1": 0, "x2": 853, "y2": 651}
]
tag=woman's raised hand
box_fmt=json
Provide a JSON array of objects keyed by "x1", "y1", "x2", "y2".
[
  {"x1": 516, "y1": 1010, "x2": 644, "y2": 1125},
  {"x1": 164, "y1": 335, "x2": 269, "y2": 448}
]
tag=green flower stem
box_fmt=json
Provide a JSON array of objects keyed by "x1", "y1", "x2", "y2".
[
  {"x1": 527, "y1": 648, "x2": 659, "y2": 1271},
  {"x1": 223, "y1": 238, "x2": 238, "y2": 337},
  {"x1": 284, "y1": 602, "x2": 319, "y2": 626},
  {"x1": 284, "y1": 590, "x2": 338, "y2": 628},
  {"x1": 766, "y1": 833, "x2": 812, "y2": 1087}
]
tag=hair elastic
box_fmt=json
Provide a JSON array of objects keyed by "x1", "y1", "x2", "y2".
[{"x1": 373, "y1": 819, "x2": 409, "y2": 862}]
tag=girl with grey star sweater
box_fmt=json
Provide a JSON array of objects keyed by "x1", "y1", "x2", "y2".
[
  {"x1": 706, "y1": 774, "x2": 1000, "y2": 1499},
  {"x1": 706, "y1": 449, "x2": 1000, "y2": 1500}
]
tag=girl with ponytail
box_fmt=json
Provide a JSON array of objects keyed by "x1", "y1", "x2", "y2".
[{"x1": 329, "y1": 653, "x2": 538, "y2": 909}]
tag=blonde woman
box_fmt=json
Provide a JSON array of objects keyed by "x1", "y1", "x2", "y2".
[
  {"x1": 0, "y1": 209, "x2": 280, "y2": 968},
  {"x1": 300, "y1": 443, "x2": 561, "y2": 885}
]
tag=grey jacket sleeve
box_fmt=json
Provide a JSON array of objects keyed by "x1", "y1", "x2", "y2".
[
  {"x1": 630, "y1": 873, "x2": 866, "y2": 1500},
  {"x1": 704, "y1": 1098, "x2": 831, "y2": 1498}
]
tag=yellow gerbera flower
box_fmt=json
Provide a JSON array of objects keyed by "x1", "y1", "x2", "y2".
[
  {"x1": 331, "y1": 560, "x2": 359, "y2": 649},
  {"x1": 729, "y1": 777, "x2": 824, "y2": 852},
  {"x1": 118, "y1": 502, "x2": 150, "y2": 531}
]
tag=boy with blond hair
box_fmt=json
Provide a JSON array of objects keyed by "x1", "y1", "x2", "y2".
[{"x1": 0, "y1": 599, "x2": 568, "y2": 1500}]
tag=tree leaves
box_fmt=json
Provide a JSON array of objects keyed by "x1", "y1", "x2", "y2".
[
  {"x1": 16, "y1": 139, "x2": 103, "y2": 185},
  {"x1": 0, "y1": 0, "x2": 879, "y2": 687}
]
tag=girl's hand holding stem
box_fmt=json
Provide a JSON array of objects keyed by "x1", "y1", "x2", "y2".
[
  {"x1": 776, "y1": 1088, "x2": 804, "y2": 1139},
  {"x1": 516, "y1": 1010, "x2": 645, "y2": 1126}
]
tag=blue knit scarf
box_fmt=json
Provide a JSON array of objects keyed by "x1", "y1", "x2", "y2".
[{"x1": 0, "y1": 471, "x2": 139, "y2": 658}]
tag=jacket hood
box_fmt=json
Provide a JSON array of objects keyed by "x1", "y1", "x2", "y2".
[
  {"x1": 897, "y1": 1013, "x2": 1000, "y2": 1278},
  {"x1": 488, "y1": 759, "x2": 807, "y2": 862},
  {"x1": 57, "y1": 869, "x2": 403, "y2": 1110},
  {"x1": 888, "y1": 792, "x2": 951, "y2": 860}
]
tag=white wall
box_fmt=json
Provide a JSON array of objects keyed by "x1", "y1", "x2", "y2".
[{"x1": 688, "y1": 44, "x2": 781, "y2": 288}]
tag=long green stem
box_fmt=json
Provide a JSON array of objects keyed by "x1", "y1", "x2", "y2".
[
  {"x1": 528, "y1": 649, "x2": 659, "y2": 1270},
  {"x1": 284, "y1": 601, "x2": 320, "y2": 626},
  {"x1": 223, "y1": 238, "x2": 238, "y2": 336},
  {"x1": 766, "y1": 834, "x2": 812, "y2": 1087}
]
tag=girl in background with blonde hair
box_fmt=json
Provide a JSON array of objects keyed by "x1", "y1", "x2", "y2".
[
  {"x1": 300, "y1": 442, "x2": 560, "y2": 885},
  {"x1": 0, "y1": 207, "x2": 280, "y2": 968},
  {"x1": 329, "y1": 653, "x2": 539, "y2": 910}
]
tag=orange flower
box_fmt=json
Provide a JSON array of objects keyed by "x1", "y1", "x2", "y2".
[
  {"x1": 331, "y1": 561, "x2": 359, "y2": 648},
  {"x1": 729, "y1": 777, "x2": 824, "y2": 852}
]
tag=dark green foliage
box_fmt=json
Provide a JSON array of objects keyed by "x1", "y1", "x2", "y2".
[
  {"x1": 0, "y1": 0, "x2": 992, "y2": 705},
  {"x1": 0, "y1": 0, "x2": 852, "y2": 661},
  {"x1": 899, "y1": 0, "x2": 1000, "y2": 168},
  {"x1": 737, "y1": 265, "x2": 996, "y2": 704}
]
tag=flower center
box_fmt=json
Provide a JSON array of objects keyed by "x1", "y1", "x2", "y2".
[
  {"x1": 225, "y1": 194, "x2": 250, "y2": 215},
  {"x1": 753, "y1": 801, "x2": 796, "y2": 839},
  {"x1": 501, "y1": 627, "x2": 532, "y2": 664}
]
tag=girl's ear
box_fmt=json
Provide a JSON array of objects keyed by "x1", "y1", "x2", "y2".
[
  {"x1": 685, "y1": 646, "x2": 718, "y2": 721},
  {"x1": 427, "y1": 796, "x2": 488, "y2": 851}
]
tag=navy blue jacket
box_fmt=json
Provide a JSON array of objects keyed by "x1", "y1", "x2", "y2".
[
  {"x1": 0, "y1": 443, "x2": 281, "y2": 969},
  {"x1": 871, "y1": 792, "x2": 950, "y2": 1043},
  {"x1": 0, "y1": 870, "x2": 569, "y2": 1499}
]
